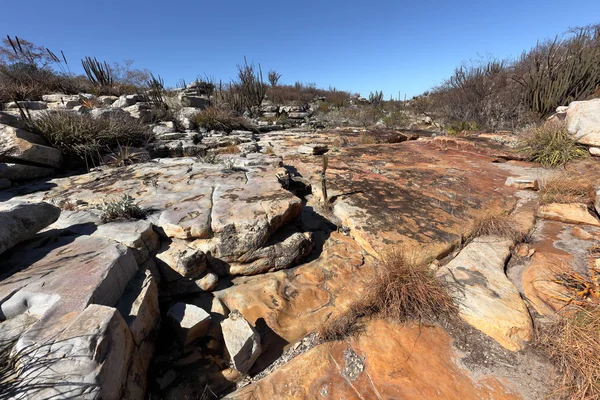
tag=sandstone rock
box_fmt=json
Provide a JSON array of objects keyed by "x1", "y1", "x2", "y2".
[
  {"x1": 6, "y1": 100, "x2": 47, "y2": 110},
  {"x1": 221, "y1": 310, "x2": 261, "y2": 374},
  {"x1": 42, "y1": 93, "x2": 81, "y2": 103},
  {"x1": 438, "y1": 236, "x2": 533, "y2": 351},
  {"x1": 196, "y1": 269, "x2": 219, "y2": 291},
  {"x1": 229, "y1": 319, "x2": 523, "y2": 400},
  {"x1": 572, "y1": 226, "x2": 594, "y2": 240},
  {"x1": 167, "y1": 302, "x2": 211, "y2": 345},
  {"x1": 0, "y1": 178, "x2": 10, "y2": 189},
  {"x1": 0, "y1": 202, "x2": 60, "y2": 255},
  {"x1": 505, "y1": 176, "x2": 539, "y2": 190},
  {"x1": 156, "y1": 239, "x2": 207, "y2": 281},
  {"x1": 590, "y1": 147, "x2": 600, "y2": 156},
  {"x1": 9, "y1": 304, "x2": 133, "y2": 400},
  {"x1": 566, "y1": 99, "x2": 600, "y2": 146},
  {"x1": 298, "y1": 143, "x2": 328, "y2": 155},
  {"x1": 92, "y1": 220, "x2": 159, "y2": 264},
  {"x1": 0, "y1": 123, "x2": 62, "y2": 168},
  {"x1": 0, "y1": 162, "x2": 54, "y2": 181},
  {"x1": 113, "y1": 94, "x2": 138, "y2": 108},
  {"x1": 538, "y1": 203, "x2": 600, "y2": 226}
]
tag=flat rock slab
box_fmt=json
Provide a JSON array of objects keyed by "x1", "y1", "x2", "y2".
[
  {"x1": 439, "y1": 236, "x2": 533, "y2": 351},
  {"x1": 229, "y1": 319, "x2": 522, "y2": 400},
  {"x1": 538, "y1": 203, "x2": 600, "y2": 226},
  {"x1": 0, "y1": 123, "x2": 62, "y2": 168},
  {"x1": 287, "y1": 139, "x2": 518, "y2": 261},
  {"x1": 0, "y1": 202, "x2": 60, "y2": 255},
  {"x1": 1, "y1": 156, "x2": 302, "y2": 267},
  {"x1": 0, "y1": 162, "x2": 54, "y2": 181}
]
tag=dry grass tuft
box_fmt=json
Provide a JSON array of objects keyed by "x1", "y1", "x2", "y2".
[
  {"x1": 193, "y1": 107, "x2": 250, "y2": 133},
  {"x1": 468, "y1": 208, "x2": 523, "y2": 242},
  {"x1": 218, "y1": 145, "x2": 240, "y2": 154},
  {"x1": 540, "y1": 171, "x2": 594, "y2": 205},
  {"x1": 535, "y1": 305, "x2": 600, "y2": 399},
  {"x1": 318, "y1": 304, "x2": 370, "y2": 342},
  {"x1": 368, "y1": 249, "x2": 457, "y2": 323},
  {"x1": 358, "y1": 132, "x2": 378, "y2": 144}
]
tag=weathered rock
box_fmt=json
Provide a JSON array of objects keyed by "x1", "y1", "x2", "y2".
[
  {"x1": 566, "y1": 98, "x2": 600, "y2": 146},
  {"x1": 0, "y1": 202, "x2": 60, "y2": 255},
  {"x1": 589, "y1": 147, "x2": 600, "y2": 156},
  {"x1": 0, "y1": 162, "x2": 54, "y2": 181},
  {"x1": 226, "y1": 228, "x2": 313, "y2": 275},
  {"x1": 229, "y1": 319, "x2": 523, "y2": 400},
  {"x1": 93, "y1": 220, "x2": 159, "y2": 264},
  {"x1": 538, "y1": 203, "x2": 600, "y2": 226},
  {"x1": 112, "y1": 94, "x2": 139, "y2": 108},
  {"x1": 298, "y1": 143, "x2": 328, "y2": 155},
  {"x1": 0, "y1": 123, "x2": 62, "y2": 168},
  {"x1": 167, "y1": 302, "x2": 211, "y2": 345},
  {"x1": 221, "y1": 310, "x2": 261, "y2": 374},
  {"x1": 505, "y1": 176, "x2": 539, "y2": 190},
  {"x1": 42, "y1": 93, "x2": 81, "y2": 103},
  {"x1": 438, "y1": 236, "x2": 533, "y2": 351},
  {"x1": 0, "y1": 178, "x2": 10, "y2": 189},
  {"x1": 0, "y1": 110, "x2": 25, "y2": 128},
  {"x1": 156, "y1": 239, "x2": 207, "y2": 281},
  {"x1": 124, "y1": 103, "x2": 154, "y2": 122}
]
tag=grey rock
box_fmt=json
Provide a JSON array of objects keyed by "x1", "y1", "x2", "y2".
[
  {"x1": 221, "y1": 310, "x2": 261, "y2": 374},
  {"x1": 0, "y1": 178, "x2": 11, "y2": 189},
  {"x1": 0, "y1": 123, "x2": 63, "y2": 168},
  {"x1": 0, "y1": 202, "x2": 61, "y2": 255},
  {"x1": 0, "y1": 162, "x2": 54, "y2": 181},
  {"x1": 6, "y1": 101, "x2": 47, "y2": 110},
  {"x1": 167, "y1": 302, "x2": 211, "y2": 345}
]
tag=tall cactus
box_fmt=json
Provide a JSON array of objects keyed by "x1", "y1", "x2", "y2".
[{"x1": 82, "y1": 56, "x2": 113, "y2": 87}]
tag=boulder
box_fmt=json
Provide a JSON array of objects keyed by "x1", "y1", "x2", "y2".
[
  {"x1": 438, "y1": 236, "x2": 533, "y2": 351},
  {"x1": 9, "y1": 304, "x2": 134, "y2": 400},
  {"x1": 505, "y1": 176, "x2": 539, "y2": 190},
  {"x1": 42, "y1": 93, "x2": 81, "y2": 103},
  {"x1": 92, "y1": 220, "x2": 160, "y2": 264},
  {"x1": 167, "y1": 302, "x2": 211, "y2": 345},
  {"x1": 566, "y1": 99, "x2": 600, "y2": 146},
  {"x1": 112, "y1": 94, "x2": 139, "y2": 108},
  {"x1": 221, "y1": 310, "x2": 261, "y2": 374},
  {"x1": 537, "y1": 203, "x2": 600, "y2": 226},
  {"x1": 0, "y1": 202, "x2": 61, "y2": 255},
  {"x1": 156, "y1": 239, "x2": 207, "y2": 281},
  {"x1": 0, "y1": 123, "x2": 62, "y2": 168},
  {"x1": 589, "y1": 147, "x2": 600, "y2": 156},
  {"x1": 0, "y1": 162, "x2": 54, "y2": 181}
]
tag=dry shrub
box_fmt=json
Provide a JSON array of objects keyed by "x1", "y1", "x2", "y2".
[
  {"x1": 536, "y1": 305, "x2": 600, "y2": 399},
  {"x1": 368, "y1": 249, "x2": 457, "y2": 323},
  {"x1": 520, "y1": 120, "x2": 588, "y2": 167},
  {"x1": 358, "y1": 132, "x2": 377, "y2": 144},
  {"x1": 264, "y1": 146, "x2": 275, "y2": 155},
  {"x1": 218, "y1": 145, "x2": 240, "y2": 154},
  {"x1": 540, "y1": 171, "x2": 594, "y2": 205},
  {"x1": 193, "y1": 107, "x2": 250, "y2": 133},
  {"x1": 468, "y1": 208, "x2": 524, "y2": 241}
]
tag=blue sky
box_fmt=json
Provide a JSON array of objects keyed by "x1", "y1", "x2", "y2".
[{"x1": 2, "y1": 1, "x2": 599, "y2": 98}]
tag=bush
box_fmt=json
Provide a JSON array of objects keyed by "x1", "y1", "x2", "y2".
[
  {"x1": 28, "y1": 111, "x2": 152, "y2": 165},
  {"x1": 100, "y1": 194, "x2": 146, "y2": 222},
  {"x1": 540, "y1": 171, "x2": 594, "y2": 205},
  {"x1": 367, "y1": 249, "x2": 457, "y2": 323},
  {"x1": 193, "y1": 107, "x2": 251, "y2": 133},
  {"x1": 520, "y1": 121, "x2": 588, "y2": 167}
]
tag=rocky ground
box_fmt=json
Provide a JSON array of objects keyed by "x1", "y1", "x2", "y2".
[{"x1": 2, "y1": 97, "x2": 600, "y2": 399}]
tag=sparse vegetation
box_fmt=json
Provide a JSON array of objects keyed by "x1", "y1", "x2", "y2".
[
  {"x1": 521, "y1": 121, "x2": 588, "y2": 167},
  {"x1": 100, "y1": 194, "x2": 146, "y2": 222},
  {"x1": 27, "y1": 111, "x2": 152, "y2": 165},
  {"x1": 106, "y1": 145, "x2": 150, "y2": 167},
  {"x1": 467, "y1": 207, "x2": 523, "y2": 242},
  {"x1": 367, "y1": 249, "x2": 457, "y2": 323},
  {"x1": 218, "y1": 144, "x2": 240, "y2": 154},
  {"x1": 318, "y1": 304, "x2": 370, "y2": 342},
  {"x1": 539, "y1": 171, "x2": 594, "y2": 205}
]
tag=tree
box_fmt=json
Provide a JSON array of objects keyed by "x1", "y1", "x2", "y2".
[{"x1": 0, "y1": 36, "x2": 54, "y2": 68}]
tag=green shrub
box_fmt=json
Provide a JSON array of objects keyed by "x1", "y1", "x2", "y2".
[
  {"x1": 28, "y1": 111, "x2": 153, "y2": 165},
  {"x1": 521, "y1": 121, "x2": 588, "y2": 167},
  {"x1": 193, "y1": 107, "x2": 251, "y2": 133},
  {"x1": 100, "y1": 194, "x2": 146, "y2": 222}
]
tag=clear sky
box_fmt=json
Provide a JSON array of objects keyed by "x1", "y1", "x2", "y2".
[{"x1": 1, "y1": 1, "x2": 599, "y2": 98}]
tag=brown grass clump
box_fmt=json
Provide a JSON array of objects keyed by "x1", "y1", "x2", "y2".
[
  {"x1": 264, "y1": 146, "x2": 275, "y2": 155},
  {"x1": 368, "y1": 250, "x2": 457, "y2": 323},
  {"x1": 468, "y1": 208, "x2": 523, "y2": 242},
  {"x1": 535, "y1": 305, "x2": 600, "y2": 399},
  {"x1": 218, "y1": 145, "x2": 240, "y2": 154},
  {"x1": 540, "y1": 171, "x2": 594, "y2": 205},
  {"x1": 193, "y1": 107, "x2": 251, "y2": 133},
  {"x1": 358, "y1": 132, "x2": 377, "y2": 144},
  {"x1": 318, "y1": 304, "x2": 370, "y2": 342}
]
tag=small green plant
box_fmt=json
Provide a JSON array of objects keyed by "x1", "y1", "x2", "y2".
[
  {"x1": 521, "y1": 121, "x2": 588, "y2": 167},
  {"x1": 100, "y1": 194, "x2": 146, "y2": 222}
]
